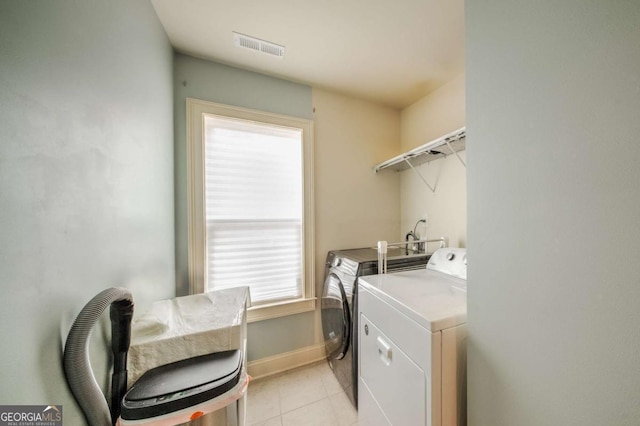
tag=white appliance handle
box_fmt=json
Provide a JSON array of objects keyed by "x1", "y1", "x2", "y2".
[{"x1": 376, "y1": 336, "x2": 392, "y2": 366}]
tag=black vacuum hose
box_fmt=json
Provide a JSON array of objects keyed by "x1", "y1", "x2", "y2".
[
  {"x1": 63, "y1": 288, "x2": 134, "y2": 426},
  {"x1": 110, "y1": 299, "x2": 134, "y2": 424}
]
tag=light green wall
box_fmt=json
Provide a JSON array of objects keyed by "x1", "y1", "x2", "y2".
[
  {"x1": 173, "y1": 54, "x2": 315, "y2": 360},
  {"x1": 467, "y1": 1, "x2": 640, "y2": 424},
  {"x1": 0, "y1": 1, "x2": 175, "y2": 423}
]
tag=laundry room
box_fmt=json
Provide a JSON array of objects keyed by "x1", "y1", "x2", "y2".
[{"x1": 2, "y1": 1, "x2": 640, "y2": 426}]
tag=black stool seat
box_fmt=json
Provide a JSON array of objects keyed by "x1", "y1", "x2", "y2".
[{"x1": 120, "y1": 350, "x2": 243, "y2": 420}]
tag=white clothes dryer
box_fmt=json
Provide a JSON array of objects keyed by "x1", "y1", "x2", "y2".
[{"x1": 357, "y1": 247, "x2": 467, "y2": 426}]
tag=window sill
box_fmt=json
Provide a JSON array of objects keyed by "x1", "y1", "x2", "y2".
[{"x1": 247, "y1": 297, "x2": 316, "y2": 323}]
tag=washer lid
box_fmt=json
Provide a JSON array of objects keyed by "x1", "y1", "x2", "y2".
[{"x1": 359, "y1": 268, "x2": 467, "y2": 332}]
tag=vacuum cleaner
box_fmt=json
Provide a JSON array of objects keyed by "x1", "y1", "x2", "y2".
[{"x1": 63, "y1": 288, "x2": 245, "y2": 426}]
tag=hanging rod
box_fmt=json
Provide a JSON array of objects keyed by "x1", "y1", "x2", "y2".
[{"x1": 373, "y1": 127, "x2": 466, "y2": 173}]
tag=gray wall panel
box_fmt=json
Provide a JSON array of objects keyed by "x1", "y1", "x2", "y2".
[
  {"x1": 0, "y1": 1, "x2": 175, "y2": 423},
  {"x1": 466, "y1": 1, "x2": 640, "y2": 425}
]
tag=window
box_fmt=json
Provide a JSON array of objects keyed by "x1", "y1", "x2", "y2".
[{"x1": 187, "y1": 98, "x2": 315, "y2": 321}]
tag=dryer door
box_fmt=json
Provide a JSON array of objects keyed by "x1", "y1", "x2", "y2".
[{"x1": 321, "y1": 272, "x2": 351, "y2": 360}]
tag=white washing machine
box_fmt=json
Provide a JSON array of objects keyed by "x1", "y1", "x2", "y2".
[{"x1": 357, "y1": 247, "x2": 467, "y2": 426}]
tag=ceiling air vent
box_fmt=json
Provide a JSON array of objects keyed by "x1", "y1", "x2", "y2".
[{"x1": 233, "y1": 32, "x2": 285, "y2": 59}]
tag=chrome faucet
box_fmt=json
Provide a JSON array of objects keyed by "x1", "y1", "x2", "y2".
[
  {"x1": 405, "y1": 230, "x2": 418, "y2": 254},
  {"x1": 405, "y1": 219, "x2": 426, "y2": 254}
]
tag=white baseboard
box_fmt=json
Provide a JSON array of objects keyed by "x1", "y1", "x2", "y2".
[{"x1": 247, "y1": 344, "x2": 326, "y2": 380}]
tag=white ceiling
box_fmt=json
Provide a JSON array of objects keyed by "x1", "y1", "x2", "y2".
[{"x1": 150, "y1": 0, "x2": 464, "y2": 110}]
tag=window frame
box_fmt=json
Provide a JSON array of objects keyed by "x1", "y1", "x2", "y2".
[{"x1": 186, "y1": 98, "x2": 315, "y2": 322}]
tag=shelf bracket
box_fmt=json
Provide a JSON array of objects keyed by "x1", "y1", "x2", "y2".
[
  {"x1": 444, "y1": 138, "x2": 466, "y2": 168},
  {"x1": 404, "y1": 157, "x2": 436, "y2": 193}
]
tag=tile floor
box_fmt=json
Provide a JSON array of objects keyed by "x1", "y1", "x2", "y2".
[{"x1": 246, "y1": 361, "x2": 358, "y2": 426}]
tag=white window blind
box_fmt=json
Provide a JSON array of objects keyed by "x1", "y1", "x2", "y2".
[{"x1": 204, "y1": 114, "x2": 304, "y2": 305}]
